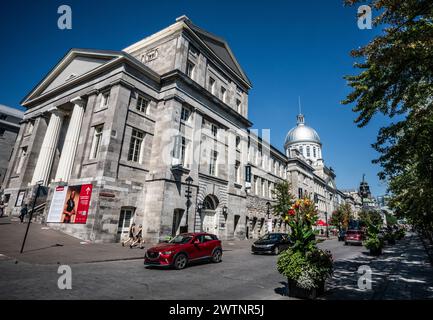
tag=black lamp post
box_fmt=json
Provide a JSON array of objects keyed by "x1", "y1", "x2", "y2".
[
  {"x1": 222, "y1": 205, "x2": 228, "y2": 220},
  {"x1": 195, "y1": 201, "x2": 203, "y2": 232},
  {"x1": 324, "y1": 211, "x2": 329, "y2": 238},
  {"x1": 184, "y1": 176, "x2": 193, "y2": 233},
  {"x1": 20, "y1": 180, "x2": 43, "y2": 254},
  {"x1": 266, "y1": 201, "x2": 271, "y2": 219}
]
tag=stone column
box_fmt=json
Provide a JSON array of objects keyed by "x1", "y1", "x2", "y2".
[
  {"x1": 31, "y1": 109, "x2": 64, "y2": 185},
  {"x1": 54, "y1": 97, "x2": 86, "y2": 182}
]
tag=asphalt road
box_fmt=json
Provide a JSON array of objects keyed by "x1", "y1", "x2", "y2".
[{"x1": 0, "y1": 238, "x2": 364, "y2": 300}]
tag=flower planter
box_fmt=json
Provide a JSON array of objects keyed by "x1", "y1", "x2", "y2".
[
  {"x1": 369, "y1": 247, "x2": 382, "y2": 256},
  {"x1": 287, "y1": 279, "x2": 325, "y2": 299}
]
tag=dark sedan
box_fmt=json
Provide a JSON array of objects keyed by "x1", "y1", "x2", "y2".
[{"x1": 251, "y1": 233, "x2": 291, "y2": 255}]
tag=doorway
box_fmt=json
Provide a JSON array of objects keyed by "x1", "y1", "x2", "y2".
[
  {"x1": 172, "y1": 209, "x2": 184, "y2": 237},
  {"x1": 117, "y1": 207, "x2": 135, "y2": 242},
  {"x1": 201, "y1": 195, "x2": 219, "y2": 234}
]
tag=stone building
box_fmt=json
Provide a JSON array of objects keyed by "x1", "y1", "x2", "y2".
[
  {"x1": 2, "y1": 16, "x2": 352, "y2": 243},
  {"x1": 0, "y1": 104, "x2": 23, "y2": 193}
]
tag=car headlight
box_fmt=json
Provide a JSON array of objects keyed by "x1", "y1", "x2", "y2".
[{"x1": 161, "y1": 251, "x2": 173, "y2": 255}]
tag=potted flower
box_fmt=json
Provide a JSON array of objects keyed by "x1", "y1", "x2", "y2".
[
  {"x1": 275, "y1": 196, "x2": 333, "y2": 299},
  {"x1": 364, "y1": 234, "x2": 384, "y2": 255},
  {"x1": 384, "y1": 230, "x2": 396, "y2": 245}
]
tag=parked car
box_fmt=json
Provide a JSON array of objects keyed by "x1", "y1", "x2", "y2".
[
  {"x1": 251, "y1": 233, "x2": 291, "y2": 255},
  {"x1": 144, "y1": 233, "x2": 222, "y2": 270},
  {"x1": 344, "y1": 230, "x2": 364, "y2": 246},
  {"x1": 338, "y1": 229, "x2": 346, "y2": 241}
]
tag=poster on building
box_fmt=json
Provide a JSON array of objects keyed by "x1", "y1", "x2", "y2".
[
  {"x1": 47, "y1": 186, "x2": 68, "y2": 223},
  {"x1": 46, "y1": 184, "x2": 92, "y2": 224}
]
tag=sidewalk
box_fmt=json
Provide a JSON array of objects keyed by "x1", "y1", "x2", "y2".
[
  {"x1": 322, "y1": 232, "x2": 433, "y2": 299},
  {"x1": 0, "y1": 216, "x2": 251, "y2": 265}
]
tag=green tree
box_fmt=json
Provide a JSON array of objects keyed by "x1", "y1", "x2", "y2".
[
  {"x1": 330, "y1": 203, "x2": 353, "y2": 231},
  {"x1": 343, "y1": 0, "x2": 433, "y2": 237},
  {"x1": 271, "y1": 181, "x2": 295, "y2": 218},
  {"x1": 359, "y1": 210, "x2": 383, "y2": 228}
]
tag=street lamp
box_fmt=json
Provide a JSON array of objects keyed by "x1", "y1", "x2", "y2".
[
  {"x1": 222, "y1": 205, "x2": 228, "y2": 220},
  {"x1": 183, "y1": 176, "x2": 193, "y2": 233},
  {"x1": 266, "y1": 201, "x2": 271, "y2": 219},
  {"x1": 324, "y1": 211, "x2": 329, "y2": 238},
  {"x1": 20, "y1": 180, "x2": 43, "y2": 254},
  {"x1": 194, "y1": 201, "x2": 203, "y2": 232}
]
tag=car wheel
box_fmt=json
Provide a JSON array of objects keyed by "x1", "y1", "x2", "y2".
[
  {"x1": 273, "y1": 246, "x2": 280, "y2": 255},
  {"x1": 211, "y1": 249, "x2": 222, "y2": 263},
  {"x1": 344, "y1": 241, "x2": 348, "y2": 246},
  {"x1": 173, "y1": 253, "x2": 188, "y2": 270}
]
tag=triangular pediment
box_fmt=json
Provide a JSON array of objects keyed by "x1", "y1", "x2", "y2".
[
  {"x1": 22, "y1": 49, "x2": 123, "y2": 105},
  {"x1": 186, "y1": 21, "x2": 252, "y2": 88}
]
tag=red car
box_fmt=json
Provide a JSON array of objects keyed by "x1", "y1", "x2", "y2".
[
  {"x1": 344, "y1": 230, "x2": 364, "y2": 246},
  {"x1": 144, "y1": 233, "x2": 223, "y2": 269}
]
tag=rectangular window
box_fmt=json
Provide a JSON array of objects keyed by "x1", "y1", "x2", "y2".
[
  {"x1": 186, "y1": 61, "x2": 195, "y2": 79},
  {"x1": 89, "y1": 125, "x2": 103, "y2": 159},
  {"x1": 209, "y1": 77, "x2": 216, "y2": 95},
  {"x1": 306, "y1": 146, "x2": 311, "y2": 157},
  {"x1": 16, "y1": 147, "x2": 27, "y2": 174},
  {"x1": 136, "y1": 95, "x2": 149, "y2": 113},
  {"x1": 235, "y1": 161, "x2": 241, "y2": 184},
  {"x1": 262, "y1": 179, "x2": 266, "y2": 197},
  {"x1": 298, "y1": 188, "x2": 303, "y2": 199},
  {"x1": 220, "y1": 87, "x2": 227, "y2": 103},
  {"x1": 145, "y1": 49, "x2": 158, "y2": 62},
  {"x1": 313, "y1": 147, "x2": 317, "y2": 158},
  {"x1": 236, "y1": 136, "x2": 241, "y2": 149},
  {"x1": 128, "y1": 129, "x2": 144, "y2": 163},
  {"x1": 180, "y1": 107, "x2": 190, "y2": 122},
  {"x1": 254, "y1": 176, "x2": 259, "y2": 195},
  {"x1": 100, "y1": 91, "x2": 110, "y2": 109},
  {"x1": 180, "y1": 136, "x2": 187, "y2": 166},
  {"x1": 236, "y1": 99, "x2": 242, "y2": 113},
  {"x1": 209, "y1": 150, "x2": 218, "y2": 176},
  {"x1": 211, "y1": 124, "x2": 218, "y2": 137}
]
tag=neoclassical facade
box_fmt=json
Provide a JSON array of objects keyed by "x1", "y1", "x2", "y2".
[{"x1": 2, "y1": 16, "x2": 353, "y2": 243}]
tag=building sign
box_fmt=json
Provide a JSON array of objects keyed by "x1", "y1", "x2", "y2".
[
  {"x1": 47, "y1": 184, "x2": 92, "y2": 224},
  {"x1": 15, "y1": 190, "x2": 26, "y2": 207}
]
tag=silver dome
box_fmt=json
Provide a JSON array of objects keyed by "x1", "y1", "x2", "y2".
[{"x1": 284, "y1": 114, "x2": 321, "y2": 146}]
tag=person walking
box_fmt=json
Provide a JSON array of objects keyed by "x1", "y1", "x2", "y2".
[
  {"x1": 19, "y1": 204, "x2": 28, "y2": 223},
  {"x1": 0, "y1": 200, "x2": 5, "y2": 218},
  {"x1": 130, "y1": 224, "x2": 145, "y2": 249},
  {"x1": 122, "y1": 223, "x2": 136, "y2": 247}
]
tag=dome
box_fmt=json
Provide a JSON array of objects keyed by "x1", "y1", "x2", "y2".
[{"x1": 284, "y1": 114, "x2": 321, "y2": 147}]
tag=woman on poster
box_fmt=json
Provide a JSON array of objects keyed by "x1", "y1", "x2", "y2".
[{"x1": 62, "y1": 190, "x2": 76, "y2": 223}]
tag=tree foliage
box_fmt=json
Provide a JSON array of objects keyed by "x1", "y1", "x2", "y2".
[
  {"x1": 330, "y1": 203, "x2": 353, "y2": 230},
  {"x1": 343, "y1": 0, "x2": 433, "y2": 234}
]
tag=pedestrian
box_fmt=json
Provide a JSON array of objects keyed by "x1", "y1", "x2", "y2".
[
  {"x1": 122, "y1": 223, "x2": 136, "y2": 247},
  {"x1": 130, "y1": 224, "x2": 145, "y2": 249},
  {"x1": 19, "y1": 204, "x2": 28, "y2": 223},
  {"x1": 0, "y1": 200, "x2": 5, "y2": 218}
]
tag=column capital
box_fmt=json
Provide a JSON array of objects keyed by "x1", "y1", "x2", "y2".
[
  {"x1": 47, "y1": 107, "x2": 66, "y2": 118},
  {"x1": 70, "y1": 96, "x2": 86, "y2": 108}
]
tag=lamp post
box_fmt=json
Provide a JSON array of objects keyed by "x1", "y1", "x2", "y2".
[
  {"x1": 20, "y1": 180, "x2": 43, "y2": 254},
  {"x1": 324, "y1": 211, "x2": 329, "y2": 238},
  {"x1": 266, "y1": 201, "x2": 272, "y2": 233},
  {"x1": 184, "y1": 176, "x2": 193, "y2": 233},
  {"x1": 222, "y1": 205, "x2": 228, "y2": 220},
  {"x1": 195, "y1": 202, "x2": 203, "y2": 232}
]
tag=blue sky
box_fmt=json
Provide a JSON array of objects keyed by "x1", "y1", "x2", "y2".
[{"x1": 0, "y1": 0, "x2": 390, "y2": 196}]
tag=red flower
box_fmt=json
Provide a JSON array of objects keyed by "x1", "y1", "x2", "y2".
[{"x1": 288, "y1": 209, "x2": 295, "y2": 216}]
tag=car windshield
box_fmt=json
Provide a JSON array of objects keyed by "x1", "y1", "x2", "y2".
[
  {"x1": 260, "y1": 234, "x2": 281, "y2": 241},
  {"x1": 169, "y1": 235, "x2": 193, "y2": 244}
]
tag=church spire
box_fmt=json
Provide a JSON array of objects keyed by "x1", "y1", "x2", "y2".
[{"x1": 297, "y1": 96, "x2": 305, "y2": 125}]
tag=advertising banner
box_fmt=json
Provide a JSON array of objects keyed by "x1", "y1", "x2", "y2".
[
  {"x1": 46, "y1": 184, "x2": 92, "y2": 224},
  {"x1": 47, "y1": 186, "x2": 68, "y2": 223}
]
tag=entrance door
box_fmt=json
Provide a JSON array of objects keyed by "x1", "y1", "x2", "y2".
[
  {"x1": 172, "y1": 209, "x2": 184, "y2": 237},
  {"x1": 202, "y1": 209, "x2": 217, "y2": 233},
  {"x1": 117, "y1": 208, "x2": 134, "y2": 241}
]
